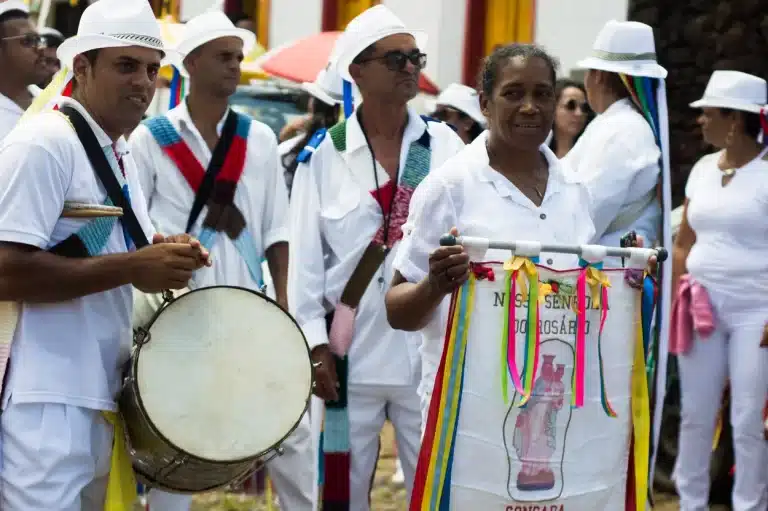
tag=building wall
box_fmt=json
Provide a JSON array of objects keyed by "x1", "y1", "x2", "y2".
[
  {"x1": 535, "y1": 0, "x2": 629, "y2": 77},
  {"x1": 265, "y1": 0, "x2": 627, "y2": 88}
]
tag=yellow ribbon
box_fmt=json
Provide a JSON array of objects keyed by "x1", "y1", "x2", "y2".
[
  {"x1": 574, "y1": 266, "x2": 611, "y2": 312},
  {"x1": 101, "y1": 411, "x2": 137, "y2": 511},
  {"x1": 503, "y1": 257, "x2": 537, "y2": 301},
  {"x1": 631, "y1": 295, "x2": 650, "y2": 511}
]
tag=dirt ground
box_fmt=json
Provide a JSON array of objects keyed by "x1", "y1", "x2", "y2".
[{"x1": 161, "y1": 423, "x2": 726, "y2": 511}]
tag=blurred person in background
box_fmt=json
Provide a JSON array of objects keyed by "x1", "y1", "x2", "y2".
[
  {"x1": 0, "y1": 0, "x2": 48, "y2": 140},
  {"x1": 548, "y1": 78, "x2": 591, "y2": 158},
  {"x1": 429, "y1": 82, "x2": 486, "y2": 143},
  {"x1": 279, "y1": 65, "x2": 342, "y2": 196},
  {"x1": 36, "y1": 27, "x2": 63, "y2": 89},
  {"x1": 672, "y1": 70, "x2": 768, "y2": 511}
]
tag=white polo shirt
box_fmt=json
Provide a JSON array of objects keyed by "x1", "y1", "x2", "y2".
[
  {"x1": 0, "y1": 97, "x2": 155, "y2": 411},
  {"x1": 288, "y1": 107, "x2": 465, "y2": 386},
  {"x1": 685, "y1": 148, "x2": 768, "y2": 305},
  {"x1": 392, "y1": 131, "x2": 596, "y2": 417},
  {"x1": 0, "y1": 93, "x2": 24, "y2": 142},
  {"x1": 129, "y1": 101, "x2": 289, "y2": 291}
]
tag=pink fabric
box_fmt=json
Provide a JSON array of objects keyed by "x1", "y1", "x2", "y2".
[
  {"x1": 329, "y1": 303, "x2": 356, "y2": 356},
  {"x1": 669, "y1": 274, "x2": 716, "y2": 355}
]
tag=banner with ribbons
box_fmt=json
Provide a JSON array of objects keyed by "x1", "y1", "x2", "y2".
[{"x1": 412, "y1": 258, "x2": 654, "y2": 511}]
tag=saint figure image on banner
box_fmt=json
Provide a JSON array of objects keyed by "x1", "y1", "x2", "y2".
[{"x1": 504, "y1": 338, "x2": 574, "y2": 501}]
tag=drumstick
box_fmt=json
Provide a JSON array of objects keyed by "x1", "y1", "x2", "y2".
[
  {"x1": 61, "y1": 201, "x2": 123, "y2": 218},
  {"x1": 439, "y1": 234, "x2": 669, "y2": 263}
]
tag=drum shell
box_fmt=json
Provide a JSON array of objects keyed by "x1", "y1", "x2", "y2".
[{"x1": 119, "y1": 360, "x2": 261, "y2": 493}]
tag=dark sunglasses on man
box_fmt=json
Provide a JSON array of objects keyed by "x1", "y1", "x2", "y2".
[
  {"x1": 357, "y1": 49, "x2": 427, "y2": 72},
  {"x1": 563, "y1": 98, "x2": 590, "y2": 114}
]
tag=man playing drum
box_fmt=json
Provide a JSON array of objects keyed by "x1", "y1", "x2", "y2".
[
  {"x1": 129, "y1": 11, "x2": 313, "y2": 511},
  {"x1": 288, "y1": 5, "x2": 465, "y2": 510},
  {"x1": 0, "y1": 0, "x2": 210, "y2": 509}
]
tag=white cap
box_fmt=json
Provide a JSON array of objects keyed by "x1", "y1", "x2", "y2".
[
  {"x1": 0, "y1": 0, "x2": 29, "y2": 17},
  {"x1": 170, "y1": 10, "x2": 256, "y2": 77},
  {"x1": 428, "y1": 83, "x2": 486, "y2": 126},
  {"x1": 334, "y1": 5, "x2": 427, "y2": 83},
  {"x1": 575, "y1": 20, "x2": 667, "y2": 79},
  {"x1": 301, "y1": 65, "x2": 343, "y2": 106},
  {"x1": 57, "y1": 0, "x2": 171, "y2": 69},
  {"x1": 689, "y1": 70, "x2": 767, "y2": 114}
]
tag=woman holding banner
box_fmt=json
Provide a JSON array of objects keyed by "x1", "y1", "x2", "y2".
[
  {"x1": 386, "y1": 37, "x2": 661, "y2": 511},
  {"x1": 671, "y1": 70, "x2": 768, "y2": 511}
]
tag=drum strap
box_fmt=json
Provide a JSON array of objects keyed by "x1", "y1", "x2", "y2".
[
  {"x1": 144, "y1": 112, "x2": 264, "y2": 285},
  {"x1": 320, "y1": 117, "x2": 434, "y2": 510}
]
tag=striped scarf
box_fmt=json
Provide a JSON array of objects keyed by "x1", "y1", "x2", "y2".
[{"x1": 144, "y1": 112, "x2": 263, "y2": 285}]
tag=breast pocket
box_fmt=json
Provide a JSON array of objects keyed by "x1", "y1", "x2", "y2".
[{"x1": 320, "y1": 182, "x2": 365, "y2": 257}]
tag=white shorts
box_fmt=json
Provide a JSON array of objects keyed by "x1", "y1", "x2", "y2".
[{"x1": 1, "y1": 398, "x2": 113, "y2": 511}]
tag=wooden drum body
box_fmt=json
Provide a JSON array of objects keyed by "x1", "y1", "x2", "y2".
[{"x1": 122, "y1": 286, "x2": 312, "y2": 493}]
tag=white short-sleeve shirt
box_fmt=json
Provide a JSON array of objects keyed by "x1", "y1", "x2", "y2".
[
  {"x1": 685, "y1": 148, "x2": 768, "y2": 304},
  {"x1": 288, "y1": 108, "x2": 466, "y2": 386},
  {"x1": 0, "y1": 97, "x2": 155, "y2": 411},
  {"x1": 129, "y1": 102, "x2": 289, "y2": 291},
  {"x1": 392, "y1": 131, "x2": 596, "y2": 418}
]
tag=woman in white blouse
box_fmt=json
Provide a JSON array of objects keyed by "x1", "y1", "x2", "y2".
[
  {"x1": 385, "y1": 43, "x2": 596, "y2": 421},
  {"x1": 672, "y1": 70, "x2": 768, "y2": 511}
]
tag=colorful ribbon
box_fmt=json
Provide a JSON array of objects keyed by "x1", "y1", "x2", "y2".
[
  {"x1": 630, "y1": 293, "x2": 651, "y2": 511},
  {"x1": 501, "y1": 257, "x2": 540, "y2": 406},
  {"x1": 411, "y1": 273, "x2": 476, "y2": 511},
  {"x1": 102, "y1": 412, "x2": 137, "y2": 511},
  {"x1": 572, "y1": 265, "x2": 616, "y2": 416},
  {"x1": 168, "y1": 67, "x2": 186, "y2": 110}
]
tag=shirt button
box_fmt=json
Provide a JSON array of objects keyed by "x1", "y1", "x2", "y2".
[
  {"x1": 540, "y1": 213, "x2": 547, "y2": 220},
  {"x1": 547, "y1": 258, "x2": 554, "y2": 265}
]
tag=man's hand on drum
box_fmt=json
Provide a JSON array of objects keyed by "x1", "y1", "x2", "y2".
[
  {"x1": 311, "y1": 345, "x2": 339, "y2": 402},
  {"x1": 131, "y1": 236, "x2": 211, "y2": 293},
  {"x1": 152, "y1": 233, "x2": 213, "y2": 265},
  {"x1": 427, "y1": 227, "x2": 470, "y2": 296}
]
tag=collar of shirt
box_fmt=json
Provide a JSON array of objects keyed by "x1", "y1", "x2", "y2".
[
  {"x1": 175, "y1": 99, "x2": 230, "y2": 140},
  {"x1": 600, "y1": 97, "x2": 635, "y2": 119},
  {"x1": 0, "y1": 92, "x2": 24, "y2": 117},
  {"x1": 57, "y1": 96, "x2": 129, "y2": 155},
  {"x1": 343, "y1": 105, "x2": 428, "y2": 156},
  {"x1": 470, "y1": 130, "x2": 564, "y2": 208}
]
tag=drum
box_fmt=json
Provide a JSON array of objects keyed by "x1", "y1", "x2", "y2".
[{"x1": 121, "y1": 286, "x2": 313, "y2": 493}]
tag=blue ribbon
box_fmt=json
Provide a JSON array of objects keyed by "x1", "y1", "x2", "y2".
[{"x1": 342, "y1": 80, "x2": 353, "y2": 119}]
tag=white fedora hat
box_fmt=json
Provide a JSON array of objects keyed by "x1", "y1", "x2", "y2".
[
  {"x1": 57, "y1": 0, "x2": 170, "y2": 70},
  {"x1": 689, "y1": 70, "x2": 767, "y2": 114},
  {"x1": 427, "y1": 83, "x2": 487, "y2": 126},
  {"x1": 0, "y1": 0, "x2": 29, "y2": 17},
  {"x1": 171, "y1": 10, "x2": 256, "y2": 77},
  {"x1": 576, "y1": 20, "x2": 667, "y2": 80},
  {"x1": 302, "y1": 65, "x2": 344, "y2": 106},
  {"x1": 334, "y1": 5, "x2": 427, "y2": 83}
]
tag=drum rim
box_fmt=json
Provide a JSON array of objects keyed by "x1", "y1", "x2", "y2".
[{"x1": 128, "y1": 284, "x2": 314, "y2": 465}]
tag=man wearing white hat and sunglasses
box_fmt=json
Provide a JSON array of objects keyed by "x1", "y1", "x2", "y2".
[
  {"x1": 0, "y1": 0, "x2": 211, "y2": 509},
  {"x1": 288, "y1": 5, "x2": 464, "y2": 510},
  {"x1": 129, "y1": 10, "x2": 312, "y2": 511},
  {"x1": 565, "y1": 18, "x2": 673, "y2": 496}
]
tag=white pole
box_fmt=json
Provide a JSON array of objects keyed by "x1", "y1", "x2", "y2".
[{"x1": 36, "y1": 0, "x2": 52, "y2": 30}]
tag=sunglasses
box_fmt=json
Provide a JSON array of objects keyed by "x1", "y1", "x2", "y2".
[
  {"x1": 358, "y1": 49, "x2": 427, "y2": 72},
  {"x1": 1, "y1": 33, "x2": 44, "y2": 49},
  {"x1": 563, "y1": 99, "x2": 590, "y2": 113}
]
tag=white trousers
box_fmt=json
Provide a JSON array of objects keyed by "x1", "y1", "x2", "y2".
[
  {"x1": 0, "y1": 399, "x2": 113, "y2": 510},
  {"x1": 673, "y1": 296, "x2": 768, "y2": 511},
  {"x1": 148, "y1": 410, "x2": 316, "y2": 510},
  {"x1": 313, "y1": 383, "x2": 422, "y2": 511}
]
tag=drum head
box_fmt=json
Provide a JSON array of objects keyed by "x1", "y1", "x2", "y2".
[{"x1": 136, "y1": 286, "x2": 312, "y2": 462}]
